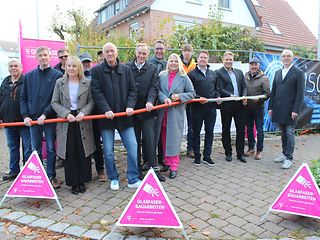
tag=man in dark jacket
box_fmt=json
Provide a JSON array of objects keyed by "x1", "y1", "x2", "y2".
[
  {"x1": 91, "y1": 42, "x2": 141, "y2": 191},
  {"x1": 54, "y1": 49, "x2": 69, "y2": 74},
  {"x1": 216, "y1": 51, "x2": 247, "y2": 163},
  {"x1": 20, "y1": 46, "x2": 63, "y2": 189},
  {"x1": 126, "y1": 43, "x2": 165, "y2": 182},
  {"x1": 0, "y1": 59, "x2": 32, "y2": 181},
  {"x1": 188, "y1": 51, "x2": 220, "y2": 166},
  {"x1": 244, "y1": 58, "x2": 270, "y2": 160},
  {"x1": 148, "y1": 40, "x2": 167, "y2": 168},
  {"x1": 269, "y1": 49, "x2": 305, "y2": 169}
]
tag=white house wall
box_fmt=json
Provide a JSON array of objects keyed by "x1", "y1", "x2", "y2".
[{"x1": 150, "y1": 0, "x2": 256, "y2": 28}]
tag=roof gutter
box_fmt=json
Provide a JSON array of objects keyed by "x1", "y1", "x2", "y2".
[{"x1": 244, "y1": 0, "x2": 262, "y2": 27}]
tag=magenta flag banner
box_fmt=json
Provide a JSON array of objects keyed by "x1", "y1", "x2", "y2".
[
  {"x1": 269, "y1": 163, "x2": 320, "y2": 219},
  {"x1": 19, "y1": 38, "x2": 65, "y2": 74},
  {"x1": 117, "y1": 168, "x2": 183, "y2": 228},
  {"x1": 0, "y1": 151, "x2": 62, "y2": 210}
]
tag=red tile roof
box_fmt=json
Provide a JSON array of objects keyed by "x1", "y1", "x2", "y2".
[{"x1": 254, "y1": 0, "x2": 317, "y2": 49}]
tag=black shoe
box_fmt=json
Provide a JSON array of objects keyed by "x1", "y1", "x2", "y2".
[
  {"x1": 194, "y1": 159, "x2": 201, "y2": 166},
  {"x1": 2, "y1": 172, "x2": 18, "y2": 181},
  {"x1": 203, "y1": 158, "x2": 215, "y2": 166},
  {"x1": 71, "y1": 186, "x2": 79, "y2": 195},
  {"x1": 141, "y1": 163, "x2": 149, "y2": 171},
  {"x1": 169, "y1": 170, "x2": 177, "y2": 179},
  {"x1": 237, "y1": 156, "x2": 247, "y2": 163},
  {"x1": 155, "y1": 171, "x2": 166, "y2": 182},
  {"x1": 79, "y1": 184, "x2": 86, "y2": 194},
  {"x1": 160, "y1": 165, "x2": 170, "y2": 172},
  {"x1": 225, "y1": 155, "x2": 232, "y2": 162}
]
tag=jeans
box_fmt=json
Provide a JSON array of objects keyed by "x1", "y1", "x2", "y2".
[
  {"x1": 192, "y1": 107, "x2": 217, "y2": 160},
  {"x1": 278, "y1": 124, "x2": 295, "y2": 160},
  {"x1": 5, "y1": 126, "x2": 32, "y2": 174},
  {"x1": 30, "y1": 123, "x2": 56, "y2": 179},
  {"x1": 101, "y1": 127, "x2": 140, "y2": 184},
  {"x1": 246, "y1": 108, "x2": 264, "y2": 152},
  {"x1": 186, "y1": 104, "x2": 193, "y2": 151}
]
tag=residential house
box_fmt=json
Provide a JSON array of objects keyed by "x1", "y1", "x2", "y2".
[{"x1": 94, "y1": 0, "x2": 317, "y2": 53}]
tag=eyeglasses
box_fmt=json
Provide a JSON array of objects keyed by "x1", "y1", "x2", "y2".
[
  {"x1": 155, "y1": 48, "x2": 164, "y2": 51},
  {"x1": 59, "y1": 55, "x2": 68, "y2": 59}
]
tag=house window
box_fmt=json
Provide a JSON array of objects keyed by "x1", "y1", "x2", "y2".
[
  {"x1": 251, "y1": 0, "x2": 260, "y2": 6},
  {"x1": 115, "y1": 1, "x2": 120, "y2": 14},
  {"x1": 129, "y1": 22, "x2": 139, "y2": 39},
  {"x1": 269, "y1": 24, "x2": 282, "y2": 35},
  {"x1": 218, "y1": 0, "x2": 230, "y2": 9},
  {"x1": 175, "y1": 20, "x2": 195, "y2": 28}
]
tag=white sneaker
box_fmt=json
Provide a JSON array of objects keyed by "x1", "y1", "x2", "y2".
[
  {"x1": 128, "y1": 180, "x2": 142, "y2": 189},
  {"x1": 282, "y1": 159, "x2": 293, "y2": 169},
  {"x1": 110, "y1": 180, "x2": 119, "y2": 191},
  {"x1": 274, "y1": 154, "x2": 286, "y2": 163}
]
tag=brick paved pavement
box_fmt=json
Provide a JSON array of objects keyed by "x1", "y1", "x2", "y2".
[{"x1": 0, "y1": 129, "x2": 319, "y2": 239}]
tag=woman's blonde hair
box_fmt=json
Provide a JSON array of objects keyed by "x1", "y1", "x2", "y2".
[
  {"x1": 64, "y1": 56, "x2": 85, "y2": 79},
  {"x1": 165, "y1": 53, "x2": 186, "y2": 76}
]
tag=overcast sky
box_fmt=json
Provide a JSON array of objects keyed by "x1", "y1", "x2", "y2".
[{"x1": 0, "y1": 0, "x2": 318, "y2": 42}]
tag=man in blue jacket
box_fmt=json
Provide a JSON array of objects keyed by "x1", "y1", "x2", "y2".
[{"x1": 20, "y1": 46, "x2": 63, "y2": 189}]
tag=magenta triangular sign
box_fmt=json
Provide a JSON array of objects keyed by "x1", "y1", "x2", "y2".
[
  {"x1": 117, "y1": 168, "x2": 183, "y2": 228},
  {"x1": 6, "y1": 151, "x2": 57, "y2": 199},
  {"x1": 270, "y1": 163, "x2": 320, "y2": 219}
]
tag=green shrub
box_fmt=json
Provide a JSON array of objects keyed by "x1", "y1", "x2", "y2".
[{"x1": 310, "y1": 159, "x2": 320, "y2": 187}]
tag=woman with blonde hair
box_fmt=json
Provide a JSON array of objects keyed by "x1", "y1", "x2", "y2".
[
  {"x1": 52, "y1": 56, "x2": 95, "y2": 194},
  {"x1": 156, "y1": 53, "x2": 195, "y2": 179}
]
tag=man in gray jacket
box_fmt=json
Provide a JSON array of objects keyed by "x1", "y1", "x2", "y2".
[{"x1": 244, "y1": 58, "x2": 270, "y2": 160}]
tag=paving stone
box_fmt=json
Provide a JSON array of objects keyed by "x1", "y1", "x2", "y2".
[
  {"x1": 225, "y1": 215, "x2": 248, "y2": 227},
  {"x1": 305, "y1": 237, "x2": 320, "y2": 240},
  {"x1": 30, "y1": 218, "x2": 55, "y2": 228},
  {"x1": 48, "y1": 222, "x2": 70, "y2": 233},
  {"x1": 83, "y1": 229, "x2": 106, "y2": 239},
  {"x1": 0, "y1": 209, "x2": 11, "y2": 217},
  {"x1": 16, "y1": 215, "x2": 37, "y2": 224},
  {"x1": 222, "y1": 224, "x2": 246, "y2": 237},
  {"x1": 2, "y1": 211, "x2": 26, "y2": 221},
  {"x1": 7, "y1": 223, "x2": 19, "y2": 234},
  {"x1": 102, "y1": 232, "x2": 124, "y2": 240},
  {"x1": 126, "y1": 236, "x2": 146, "y2": 240},
  {"x1": 64, "y1": 225, "x2": 87, "y2": 237}
]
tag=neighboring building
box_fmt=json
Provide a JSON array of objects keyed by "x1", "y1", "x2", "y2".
[
  {"x1": 254, "y1": 0, "x2": 317, "y2": 52},
  {"x1": 0, "y1": 41, "x2": 19, "y2": 82},
  {"x1": 94, "y1": 0, "x2": 317, "y2": 53},
  {"x1": 94, "y1": 0, "x2": 261, "y2": 42}
]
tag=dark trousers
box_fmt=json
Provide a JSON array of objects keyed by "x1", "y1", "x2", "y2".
[
  {"x1": 134, "y1": 117, "x2": 157, "y2": 169},
  {"x1": 246, "y1": 108, "x2": 264, "y2": 152},
  {"x1": 92, "y1": 120, "x2": 104, "y2": 173},
  {"x1": 221, "y1": 102, "x2": 246, "y2": 158},
  {"x1": 192, "y1": 107, "x2": 217, "y2": 160},
  {"x1": 65, "y1": 121, "x2": 92, "y2": 186},
  {"x1": 186, "y1": 104, "x2": 193, "y2": 151}
]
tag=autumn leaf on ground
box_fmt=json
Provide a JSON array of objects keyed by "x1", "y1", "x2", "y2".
[
  {"x1": 202, "y1": 231, "x2": 211, "y2": 236},
  {"x1": 82, "y1": 237, "x2": 90, "y2": 240},
  {"x1": 74, "y1": 208, "x2": 81, "y2": 215},
  {"x1": 189, "y1": 223, "x2": 197, "y2": 229},
  {"x1": 29, "y1": 200, "x2": 41, "y2": 208},
  {"x1": 20, "y1": 226, "x2": 33, "y2": 235},
  {"x1": 4, "y1": 222, "x2": 11, "y2": 228}
]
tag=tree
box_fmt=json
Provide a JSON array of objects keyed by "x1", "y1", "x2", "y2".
[{"x1": 167, "y1": 5, "x2": 264, "y2": 62}]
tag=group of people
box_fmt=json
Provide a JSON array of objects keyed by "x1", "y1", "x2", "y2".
[{"x1": 0, "y1": 40, "x2": 305, "y2": 195}]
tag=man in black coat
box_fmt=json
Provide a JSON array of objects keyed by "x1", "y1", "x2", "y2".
[
  {"x1": 216, "y1": 51, "x2": 247, "y2": 163},
  {"x1": 188, "y1": 51, "x2": 220, "y2": 167},
  {"x1": 269, "y1": 49, "x2": 305, "y2": 169},
  {"x1": 0, "y1": 59, "x2": 32, "y2": 181},
  {"x1": 91, "y1": 42, "x2": 141, "y2": 191},
  {"x1": 126, "y1": 43, "x2": 165, "y2": 182}
]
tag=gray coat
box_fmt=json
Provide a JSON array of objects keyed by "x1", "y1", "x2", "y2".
[
  {"x1": 268, "y1": 65, "x2": 305, "y2": 125},
  {"x1": 156, "y1": 72, "x2": 195, "y2": 156},
  {"x1": 51, "y1": 76, "x2": 96, "y2": 159}
]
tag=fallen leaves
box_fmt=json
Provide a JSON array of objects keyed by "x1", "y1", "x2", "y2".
[
  {"x1": 202, "y1": 231, "x2": 211, "y2": 236},
  {"x1": 20, "y1": 226, "x2": 33, "y2": 235}
]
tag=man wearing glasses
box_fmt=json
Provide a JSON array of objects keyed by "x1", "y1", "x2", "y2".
[
  {"x1": 269, "y1": 49, "x2": 305, "y2": 169},
  {"x1": 54, "y1": 49, "x2": 69, "y2": 74}
]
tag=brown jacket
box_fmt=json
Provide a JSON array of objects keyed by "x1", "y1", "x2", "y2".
[
  {"x1": 51, "y1": 76, "x2": 96, "y2": 159},
  {"x1": 244, "y1": 70, "x2": 270, "y2": 109}
]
